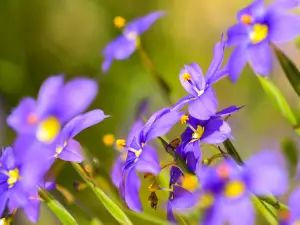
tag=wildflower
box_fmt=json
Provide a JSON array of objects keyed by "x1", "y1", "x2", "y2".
[
  {"x1": 121, "y1": 107, "x2": 184, "y2": 211},
  {"x1": 227, "y1": 0, "x2": 300, "y2": 81},
  {"x1": 173, "y1": 36, "x2": 228, "y2": 120},
  {"x1": 172, "y1": 151, "x2": 288, "y2": 225},
  {"x1": 102, "y1": 11, "x2": 165, "y2": 72},
  {"x1": 0, "y1": 147, "x2": 50, "y2": 223},
  {"x1": 279, "y1": 187, "x2": 300, "y2": 225},
  {"x1": 7, "y1": 75, "x2": 98, "y2": 144}
]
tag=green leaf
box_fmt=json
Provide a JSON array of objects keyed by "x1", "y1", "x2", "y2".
[
  {"x1": 39, "y1": 189, "x2": 78, "y2": 225},
  {"x1": 274, "y1": 47, "x2": 300, "y2": 97},
  {"x1": 72, "y1": 163, "x2": 133, "y2": 225},
  {"x1": 252, "y1": 196, "x2": 278, "y2": 225},
  {"x1": 281, "y1": 137, "x2": 299, "y2": 176},
  {"x1": 126, "y1": 210, "x2": 170, "y2": 225},
  {"x1": 223, "y1": 139, "x2": 244, "y2": 164},
  {"x1": 90, "y1": 218, "x2": 103, "y2": 225},
  {"x1": 258, "y1": 76, "x2": 297, "y2": 126}
]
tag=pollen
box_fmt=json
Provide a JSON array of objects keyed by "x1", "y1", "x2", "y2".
[
  {"x1": 7, "y1": 168, "x2": 20, "y2": 188},
  {"x1": 224, "y1": 180, "x2": 246, "y2": 198},
  {"x1": 114, "y1": 16, "x2": 126, "y2": 29},
  {"x1": 250, "y1": 24, "x2": 269, "y2": 44},
  {"x1": 116, "y1": 139, "x2": 126, "y2": 148},
  {"x1": 27, "y1": 113, "x2": 38, "y2": 125},
  {"x1": 182, "y1": 73, "x2": 191, "y2": 82},
  {"x1": 103, "y1": 134, "x2": 115, "y2": 146},
  {"x1": 180, "y1": 115, "x2": 189, "y2": 124},
  {"x1": 148, "y1": 182, "x2": 159, "y2": 192},
  {"x1": 181, "y1": 174, "x2": 198, "y2": 191},
  {"x1": 241, "y1": 14, "x2": 253, "y2": 25},
  {"x1": 192, "y1": 125, "x2": 204, "y2": 140},
  {"x1": 216, "y1": 163, "x2": 230, "y2": 180},
  {"x1": 36, "y1": 116, "x2": 61, "y2": 143}
]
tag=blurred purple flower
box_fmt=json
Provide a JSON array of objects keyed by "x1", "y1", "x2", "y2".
[
  {"x1": 121, "y1": 107, "x2": 183, "y2": 212},
  {"x1": 102, "y1": 11, "x2": 165, "y2": 72},
  {"x1": 227, "y1": 0, "x2": 300, "y2": 81},
  {"x1": 0, "y1": 147, "x2": 50, "y2": 223},
  {"x1": 279, "y1": 187, "x2": 300, "y2": 225},
  {"x1": 173, "y1": 36, "x2": 228, "y2": 120},
  {"x1": 172, "y1": 151, "x2": 288, "y2": 225}
]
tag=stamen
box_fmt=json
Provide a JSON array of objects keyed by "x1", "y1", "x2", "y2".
[
  {"x1": 36, "y1": 116, "x2": 61, "y2": 143},
  {"x1": 216, "y1": 163, "x2": 230, "y2": 180},
  {"x1": 103, "y1": 134, "x2": 115, "y2": 146},
  {"x1": 191, "y1": 125, "x2": 204, "y2": 140},
  {"x1": 55, "y1": 141, "x2": 67, "y2": 158},
  {"x1": 114, "y1": 16, "x2": 126, "y2": 29},
  {"x1": 250, "y1": 24, "x2": 269, "y2": 44},
  {"x1": 182, "y1": 73, "x2": 191, "y2": 81},
  {"x1": 116, "y1": 139, "x2": 126, "y2": 148},
  {"x1": 27, "y1": 113, "x2": 38, "y2": 125},
  {"x1": 180, "y1": 115, "x2": 189, "y2": 124},
  {"x1": 241, "y1": 14, "x2": 253, "y2": 24},
  {"x1": 224, "y1": 180, "x2": 245, "y2": 198},
  {"x1": 7, "y1": 168, "x2": 20, "y2": 188}
]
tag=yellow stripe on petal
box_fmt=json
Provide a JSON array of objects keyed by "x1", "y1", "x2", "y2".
[
  {"x1": 250, "y1": 24, "x2": 269, "y2": 44},
  {"x1": 36, "y1": 116, "x2": 61, "y2": 143},
  {"x1": 7, "y1": 168, "x2": 20, "y2": 188}
]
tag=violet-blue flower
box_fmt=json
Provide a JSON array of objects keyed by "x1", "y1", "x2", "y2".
[
  {"x1": 102, "y1": 11, "x2": 165, "y2": 72},
  {"x1": 279, "y1": 187, "x2": 300, "y2": 225},
  {"x1": 120, "y1": 107, "x2": 184, "y2": 212},
  {"x1": 227, "y1": 0, "x2": 300, "y2": 81},
  {"x1": 173, "y1": 37, "x2": 228, "y2": 120},
  {"x1": 0, "y1": 147, "x2": 50, "y2": 223}
]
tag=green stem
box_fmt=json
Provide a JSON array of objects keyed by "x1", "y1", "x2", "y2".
[{"x1": 223, "y1": 139, "x2": 244, "y2": 164}]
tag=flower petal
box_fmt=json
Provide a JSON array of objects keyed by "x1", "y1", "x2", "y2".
[
  {"x1": 188, "y1": 88, "x2": 218, "y2": 121},
  {"x1": 125, "y1": 11, "x2": 165, "y2": 35},
  {"x1": 201, "y1": 119, "x2": 232, "y2": 144},
  {"x1": 24, "y1": 193, "x2": 40, "y2": 223},
  {"x1": 136, "y1": 146, "x2": 160, "y2": 175},
  {"x1": 124, "y1": 166, "x2": 142, "y2": 212},
  {"x1": 7, "y1": 98, "x2": 37, "y2": 134},
  {"x1": 58, "y1": 78, "x2": 98, "y2": 122},
  {"x1": 289, "y1": 188, "x2": 300, "y2": 222},
  {"x1": 184, "y1": 140, "x2": 201, "y2": 160},
  {"x1": 167, "y1": 201, "x2": 177, "y2": 224},
  {"x1": 58, "y1": 139, "x2": 84, "y2": 163},
  {"x1": 0, "y1": 192, "x2": 8, "y2": 217},
  {"x1": 215, "y1": 105, "x2": 244, "y2": 118},
  {"x1": 228, "y1": 45, "x2": 248, "y2": 82},
  {"x1": 237, "y1": 0, "x2": 265, "y2": 23},
  {"x1": 1, "y1": 147, "x2": 17, "y2": 170},
  {"x1": 172, "y1": 95, "x2": 193, "y2": 111},
  {"x1": 111, "y1": 157, "x2": 125, "y2": 187},
  {"x1": 227, "y1": 23, "x2": 249, "y2": 47},
  {"x1": 102, "y1": 57, "x2": 113, "y2": 73},
  {"x1": 269, "y1": 13, "x2": 300, "y2": 43},
  {"x1": 127, "y1": 119, "x2": 144, "y2": 147},
  {"x1": 245, "y1": 150, "x2": 288, "y2": 196},
  {"x1": 206, "y1": 66, "x2": 228, "y2": 86},
  {"x1": 247, "y1": 42, "x2": 273, "y2": 76},
  {"x1": 170, "y1": 186, "x2": 198, "y2": 211},
  {"x1": 268, "y1": 0, "x2": 300, "y2": 11}
]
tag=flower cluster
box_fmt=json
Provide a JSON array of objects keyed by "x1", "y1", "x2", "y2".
[
  {"x1": 107, "y1": 1, "x2": 300, "y2": 224},
  {"x1": 1, "y1": 76, "x2": 108, "y2": 222}
]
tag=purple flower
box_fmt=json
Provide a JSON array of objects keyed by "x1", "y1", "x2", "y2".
[
  {"x1": 173, "y1": 37, "x2": 228, "y2": 120},
  {"x1": 0, "y1": 147, "x2": 50, "y2": 223},
  {"x1": 279, "y1": 188, "x2": 300, "y2": 225},
  {"x1": 227, "y1": 0, "x2": 300, "y2": 81},
  {"x1": 172, "y1": 151, "x2": 288, "y2": 225},
  {"x1": 102, "y1": 11, "x2": 165, "y2": 72},
  {"x1": 121, "y1": 107, "x2": 184, "y2": 211}
]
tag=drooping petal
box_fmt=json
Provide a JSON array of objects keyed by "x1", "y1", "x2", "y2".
[
  {"x1": 167, "y1": 201, "x2": 177, "y2": 224},
  {"x1": 228, "y1": 45, "x2": 248, "y2": 82},
  {"x1": 247, "y1": 42, "x2": 273, "y2": 76},
  {"x1": 179, "y1": 64, "x2": 206, "y2": 96},
  {"x1": 206, "y1": 36, "x2": 226, "y2": 82},
  {"x1": 136, "y1": 146, "x2": 160, "y2": 175},
  {"x1": 201, "y1": 119, "x2": 232, "y2": 144},
  {"x1": 245, "y1": 151, "x2": 288, "y2": 196},
  {"x1": 184, "y1": 140, "x2": 201, "y2": 160},
  {"x1": 36, "y1": 75, "x2": 64, "y2": 117},
  {"x1": 24, "y1": 193, "x2": 41, "y2": 223},
  {"x1": 124, "y1": 166, "x2": 142, "y2": 212},
  {"x1": 188, "y1": 88, "x2": 218, "y2": 121},
  {"x1": 268, "y1": 12, "x2": 300, "y2": 43},
  {"x1": 125, "y1": 11, "x2": 165, "y2": 35},
  {"x1": 102, "y1": 57, "x2": 113, "y2": 73},
  {"x1": 111, "y1": 157, "x2": 125, "y2": 187},
  {"x1": 215, "y1": 105, "x2": 244, "y2": 118},
  {"x1": 61, "y1": 109, "x2": 108, "y2": 139},
  {"x1": 206, "y1": 66, "x2": 228, "y2": 86},
  {"x1": 58, "y1": 78, "x2": 98, "y2": 123},
  {"x1": 143, "y1": 110, "x2": 184, "y2": 142},
  {"x1": 58, "y1": 139, "x2": 84, "y2": 163},
  {"x1": 172, "y1": 95, "x2": 193, "y2": 111},
  {"x1": 237, "y1": 0, "x2": 266, "y2": 23},
  {"x1": 289, "y1": 188, "x2": 300, "y2": 222},
  {"x1": 7, "y1": 98, "x2": 37, "y2": 134},
  {"x1": 0, "y1": 192, "x2": 8, "y2": 217},
  {"x1": 170, "y1": 186, "x2": 198, "y2": 211},
  {"x1": 227, "y1": 23, "x2": 249, "y2": 47},
  {"x1": 224, "y1": 197, "x2": 255, "y2": 225}
]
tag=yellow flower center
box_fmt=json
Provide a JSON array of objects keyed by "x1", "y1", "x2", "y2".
[
  {"x1": 224, "y1": 180, "x2": 245, "y2": 198},
  {"x1": 55, "y1": 141, "x2": 68, "y2": 158},
  {"x1": 192, "y1": 125, "x2": 204, "y2": 140},
  {"x1": 181, "y1": 174, "x2": 198, "y2": 191},
  {"x1": 7, "y1": 168, "x2": 20, "y2": 188},
  {"x1": 116, "y1": 139, "x2": 126, "y2": 148},
  {"x1": 250, "y1": 24, "x2": 269, "y2": 44},
  {"x1": 180, "y1": 115, "x2": 189, "y2": 124},
  {"x1": 198, "y1": 193, "x2": 214, "y2": 208},
  {"x1": 241, "y1": 14, "x2": 253, "y2": 25},
  {"x1": 114, "y1": 16, "x2": 126, "y2": 29},
  {"x1": 103, "y1": 134, "x2": 115, "y2": 147},
  {"x1": 36, "y1": 116, "x2": 61, "y2": 143},
  {"x1": 182, "y1": 73, "x2": 191, "y2": 82}
]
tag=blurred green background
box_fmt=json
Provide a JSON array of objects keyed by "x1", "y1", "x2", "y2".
[{"x1": 1, "y1": 0, "x2": 300, "y2": 224}]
